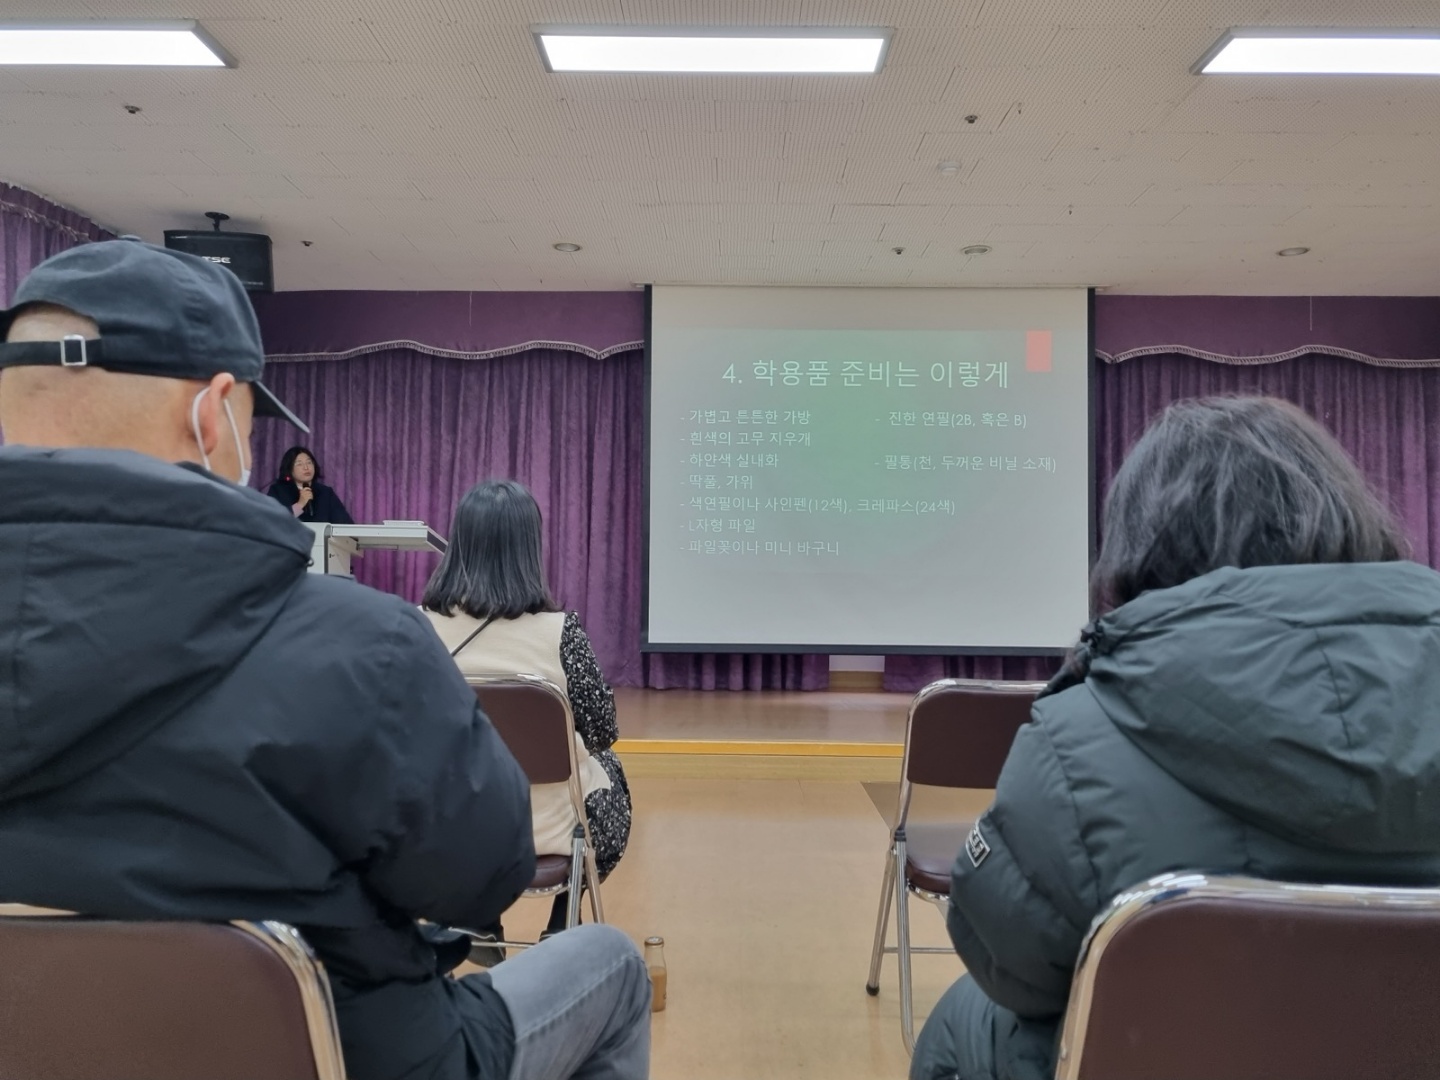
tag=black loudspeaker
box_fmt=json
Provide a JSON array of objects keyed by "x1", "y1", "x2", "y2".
[{"x1": 163, "y1": 229, "x2": 274, "y2": 293}]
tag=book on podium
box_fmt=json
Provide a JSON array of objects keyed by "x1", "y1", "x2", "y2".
[{"x1": 302, "y1": 522, "x2": 447, "y2": 575}]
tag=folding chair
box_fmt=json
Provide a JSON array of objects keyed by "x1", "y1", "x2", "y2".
[
  {"x1": 1056, "y1": 872, "x2": 1440, "y2": 1080},
  {"x1": 865, "y1": 677, "x2": 1045, "y2": 1053},
  {"x1": 0, "y1": 904, "x2": 346, "y2": 1080},
  {"x1": 467, "y1": 672, "x2": 604, "y2": 950}
]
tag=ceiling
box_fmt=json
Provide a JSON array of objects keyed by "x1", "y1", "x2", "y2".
[{"x1": 2, "y1": 0, "x2": 1439, "y2": 293}]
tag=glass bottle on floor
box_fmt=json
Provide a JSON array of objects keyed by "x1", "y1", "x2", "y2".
[{"x1": 644, "y1": 936, "x2": 666, "y2": 1012}]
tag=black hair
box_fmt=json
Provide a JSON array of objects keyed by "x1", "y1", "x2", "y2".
[
  {"x1": 422, "y1": 479, "x2": 559, "y2": 620},
  {"x1": 1092, "y1": 396, "x2": 1408, "y2": 612},
  {"x1": 276, "y1": 446, "x2": 321, "y2": 484}
]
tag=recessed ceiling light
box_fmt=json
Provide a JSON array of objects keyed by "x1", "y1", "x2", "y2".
[
  {"x1": 962, "y1": 244, "x2": 992, "y2": 256},
  {"x1": 553, "y1": 242, "x2": 582, "y2": 252},
  {"x1": 937, "y1": 160, "x2": 961, "y2": 176},
  {"x1": 0, "y1": 21, "x2": 232, "y2": 66},
  {"x1": 1277, "y1": 246, "x2": 1311, "y2": 257},
  {"x1": 534, "y1": 26, "x2": 890, "y2": 74},
  {"x1": 1197, "y1": 29, "x2": 1440, "y2": 75}
]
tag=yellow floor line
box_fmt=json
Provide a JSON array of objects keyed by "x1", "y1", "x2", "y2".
[{"x1": 613, "y1": 738, "x2": 902, "y2": 758}]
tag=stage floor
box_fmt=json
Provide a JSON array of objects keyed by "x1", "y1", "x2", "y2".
[
  {"x1": 613, "y1": 688, "x2": 911, "y2": 781},
  {"x1": 615, "y1": 688, "x2": 908, "y2": 744}
]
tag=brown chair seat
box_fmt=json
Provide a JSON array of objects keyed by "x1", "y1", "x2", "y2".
[
  {"x1": 530, "y1": 855, "x2": 572, "y2": 891},
  {"x1": 904, "y1": 822, "x2": 969, "y2": 894}
]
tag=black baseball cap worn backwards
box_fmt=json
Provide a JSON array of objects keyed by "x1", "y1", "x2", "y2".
[{"x1": 0, "y1": 237, "x2": 307, "y2": 432}]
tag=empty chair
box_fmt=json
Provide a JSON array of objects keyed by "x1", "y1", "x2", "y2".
[
  {"x1": 1056, "y1": 872, "x2": 1440, "y2": 1080},
  {"x1": 0, "y1": 905, "x2": 345, "y2": 1080},
  {"x1": 469, "y1": 673, "x2": 605, "y2": 943},
  {"x1": 865, "y1": 677, "x2": 1044, "y2": 1053}
]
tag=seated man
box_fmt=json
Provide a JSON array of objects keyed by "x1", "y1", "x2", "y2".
[
  {"x1": 911, "y1": 397, "x2": 1440, "y2": 1080},
  {"x1": 0, "y1": 239, "x2": 650, "y2": 1080}
]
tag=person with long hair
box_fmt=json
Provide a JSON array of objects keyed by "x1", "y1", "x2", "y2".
[
  {"x1": 912, "y1": 397, "x2": 1440, "y2": 1080},
  {"x1": 422, "y1": 479, "x2": 632, "y2": 952},
  {"x1": 266, "y1": 445, "x2": 353, "y2": 524}
]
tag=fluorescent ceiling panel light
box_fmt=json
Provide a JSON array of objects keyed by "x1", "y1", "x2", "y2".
[
  {"x1": 1197, "y1": 29, "x2": 1440, "y2": 75},
  {"x1": 0, "y1": 21, "x2": 232, "y2": 66},
  {"x1": 535, "y1": 27, "x2": 889, "y2": 74}
]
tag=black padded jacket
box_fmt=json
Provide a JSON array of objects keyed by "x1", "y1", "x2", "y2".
[
  {"x1": 0, "y1": 446, "x2": 535, "y2": 1080},
  {"x1": 917, "y1": 561, "x2": 1440, "y2": 1080}
]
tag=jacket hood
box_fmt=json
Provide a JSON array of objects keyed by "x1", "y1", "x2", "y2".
[
  {"x1": 1085, "y1": 561, "x2": 1440, "y2": 854},
  {"x1": 0, "y1": 447, "x2": 312, "y2": 803}
]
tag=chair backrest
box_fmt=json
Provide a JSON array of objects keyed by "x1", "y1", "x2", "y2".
[
  {"x1": 902, "y1": 678, "x2": 1045, "y2": 790},
  {"x1": 0, "y1": 907, "x2": 345, "y2": 1080},
  {"x1": 1057, "y1": 873, "x2": 1440, "y2": 1080},
  {"x1": 469, "y1": 673, "x2": 577, "y2": 786}
]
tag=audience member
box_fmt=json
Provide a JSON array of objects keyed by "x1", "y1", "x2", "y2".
[
  {"x1": 423, "y1": 480, "x2": 632, "y2": 951},
  {"x1": 0, "y1": 239, "x2": 650, "y2": 1080},
  {"x1": 912, "y1": 396, "x2": 1440, "y2": 1080},
  {"x1": 268, "y1": 444, "x2": 354, "y2": 523}
]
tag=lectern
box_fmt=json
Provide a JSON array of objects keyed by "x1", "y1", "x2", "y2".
[{"x1": 303, "y1": 521, "x2": 447, "y2": 575}]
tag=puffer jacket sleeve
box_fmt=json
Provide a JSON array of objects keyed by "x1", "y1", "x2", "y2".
[
  {"x1": 361, "y1": 605, "x2": 536, "y2": 931},
  {"x1": 946, "y1": 704, "x2": 1100, "y2": 1019}
]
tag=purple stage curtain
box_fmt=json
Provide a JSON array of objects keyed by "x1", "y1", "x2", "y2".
[
  {"x1": 1095, "y1": 352, "x2": 1439, "y2": 564},
  {"x1": 0, "y1": 183, "x2": 112, "y2": 305},
  {"x1": 251, "y1": 348, "x2": 827, "y2": 690},
  {"x1": 883, "y1": 350, "x2": 1440, "y2": 691}
]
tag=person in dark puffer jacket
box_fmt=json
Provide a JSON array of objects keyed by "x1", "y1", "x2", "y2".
[
  {"x1": 912, "y1": 396, "x2": 1440, "y2": 1080},
  {"x1": 0, "y1": 240, "x2": 651, "y2": 1080}
]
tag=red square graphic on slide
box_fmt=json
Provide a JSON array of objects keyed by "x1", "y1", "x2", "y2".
[{"x1": 1026, "y1": 330, "x2": 1053, "y2": 372}]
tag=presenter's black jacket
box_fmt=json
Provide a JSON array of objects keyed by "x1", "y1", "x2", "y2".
[
  {"x1": 0, "y1": 446, "x2": 535, "y2": 1080},
  {"x1": 913, "y1": 561, "x2": 1440, "y2": 1080},
  {"x1": 267, "y1": 476, "x2": 355, "y2": 524}
]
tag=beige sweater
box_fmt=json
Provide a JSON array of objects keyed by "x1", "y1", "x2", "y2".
[{"x1": 424, "y1": 609, "x2": 611, "y2": 857}]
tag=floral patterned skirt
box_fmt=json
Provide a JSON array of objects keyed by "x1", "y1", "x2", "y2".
[{"x1": 583, "y1": 748, "x2": 631, "y2": 877}]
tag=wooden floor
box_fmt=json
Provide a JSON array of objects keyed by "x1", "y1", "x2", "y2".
[{"x1": 465, "y1": 774, "x2": 982, "y2": 1080}]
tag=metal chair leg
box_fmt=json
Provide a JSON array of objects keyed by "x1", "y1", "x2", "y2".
[
  {"x1": 565, "y1": 826, "x2": 585, "y2": 929},
  {"x1": 895, "y1": 832, "x2": 916, "y2": 1056},
  {"x1": 583, "y1": 847, "x2": 605, "y2": 924},
  {"x1": 866, "y1": 840, "x2": 899, "y2": 993}
]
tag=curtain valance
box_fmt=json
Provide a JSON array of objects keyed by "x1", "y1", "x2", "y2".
[
  {"x1": 254, "y1": 290, "x2": 1440, "y2": 369},
  {"x1": 1095, "y1": 295, "x2": 1440, "y2": 368},
  {"x1": 253, "y1": 290, "x2": 645, "y2": 363}
]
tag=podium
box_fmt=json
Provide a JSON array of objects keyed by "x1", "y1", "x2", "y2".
[{"x1": 303, "y1": 521, "x2": 447, "y2": 575}]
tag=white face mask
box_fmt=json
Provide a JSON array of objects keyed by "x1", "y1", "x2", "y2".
[{"x1": 190, "y1": 386, "x2": 251, "y2": 486}]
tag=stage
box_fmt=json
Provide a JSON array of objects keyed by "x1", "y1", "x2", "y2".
[{"x1": 613, "y1": 688, "x2": 910, "y2": 781}]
